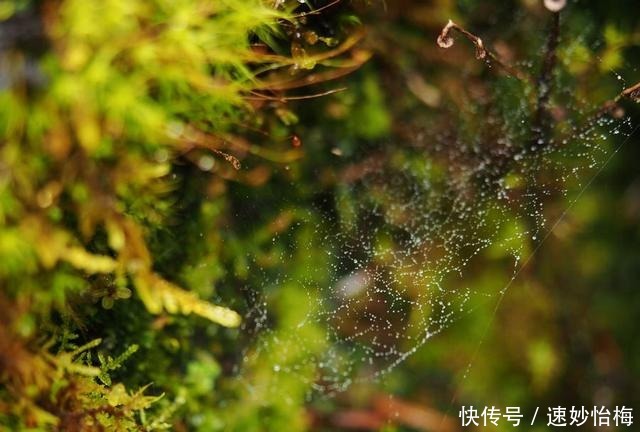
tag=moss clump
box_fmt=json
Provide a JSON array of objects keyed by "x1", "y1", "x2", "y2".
[{"x1": 0, "y1": 0, "x2": 362, "y2": 429}]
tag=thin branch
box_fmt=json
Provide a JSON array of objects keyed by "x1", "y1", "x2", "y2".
[
  {"x1": 592, "y1": 80, "x2": 640, "y2": 119},
  {"x1": 250, "y1": 28, "x2": 368, "y2": 80},
  {"x1": 619, "y1": 81, "x2": 640, "y2": 102},
  {"x1": 174, "y1": 129, "x2": 242, "y2": 170},
  {"x1": 255, "y1": 57, "x2": 368, "y2": 91},
  {"x1": 293, "y1": 0, "x2": 342, "y2": 18},
  {"x1": 245, "y1": 87, "x2": 347, "y2": 101},
  {"x1": 437, "y1": 20, "x2": 532, "y2": 83},
  {"x1": 530, "y1": 12, "x2": 561, "y2": 149}
]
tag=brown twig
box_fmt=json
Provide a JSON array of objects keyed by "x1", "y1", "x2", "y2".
[
  {"x1": 530, "y1": 12, "x2": 561, "y2": 149},
  {"x1": 437, "y1": 20, "x2": 532, "y2": 83},
  {"x1": 619, "y1": 81, "x2": 640, "y2": 102},
  {"x1": 590, "y1": 80, "x2": 640, "y2": 119}
]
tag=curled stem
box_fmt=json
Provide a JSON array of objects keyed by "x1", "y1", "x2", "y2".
[{"x1": 437, "y1": 20, "x2": 532, "y2": 83}]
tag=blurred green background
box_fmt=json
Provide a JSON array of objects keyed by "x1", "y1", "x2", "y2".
[{"x1": 270, "y1": 2, "x2": 640, "y2": 430}]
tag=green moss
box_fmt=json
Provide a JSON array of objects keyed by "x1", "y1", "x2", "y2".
[{"x1": 0, "y1": 0, "x2": 362, "y2": 429}]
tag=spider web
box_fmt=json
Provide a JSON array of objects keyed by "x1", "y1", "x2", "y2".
[{"x1": 234, "y1": 15, "x2": 637, "y2": 402}]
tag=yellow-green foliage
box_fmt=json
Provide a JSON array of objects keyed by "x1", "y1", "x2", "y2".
[
  {"x1": 0, "y1": 0, "x2": 357, "y2": 429},
  {"x1": 0, "y1": 0, "x2": 289, "y2": 324}
]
